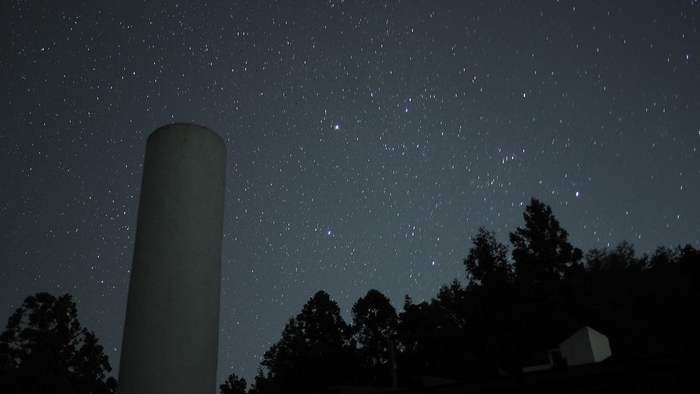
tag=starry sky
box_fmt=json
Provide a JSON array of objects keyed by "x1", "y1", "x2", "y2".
[{"x1": 2, "y1": 0, "x2": 699, "y2": 386}]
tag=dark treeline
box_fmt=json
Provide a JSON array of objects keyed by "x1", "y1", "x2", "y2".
[
  {"x1": 1, "y1": 198, "x2": 696, "y2": 394},
  {"x1": 223, "y1": 198, "x2": 700, "y2": 394}
]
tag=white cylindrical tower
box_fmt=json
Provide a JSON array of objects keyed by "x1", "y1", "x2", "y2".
[{"x1": 118, "y1": 123, "x2": 226, "y2": 394}]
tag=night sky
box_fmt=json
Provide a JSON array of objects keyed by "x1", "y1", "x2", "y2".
[{"x1": 2, "y1": 0, "x2": 699, "y2": 386}]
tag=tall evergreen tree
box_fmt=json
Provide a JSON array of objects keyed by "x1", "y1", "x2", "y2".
[{"x1": 509, "y1": 198, "x2": 582, "y2": 285}]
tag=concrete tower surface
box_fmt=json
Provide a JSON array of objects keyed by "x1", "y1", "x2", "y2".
[{"x1": 118, "y1": 124, "x2": 226, "y2": 394}]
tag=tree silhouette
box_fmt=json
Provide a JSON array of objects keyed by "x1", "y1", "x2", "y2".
[
  {"x1": 253, "y1": 290, "x2": 358, "y2": 394},
  {"x1": 396, "y1": 283, "x2": 484, "y2": 383},
  {"x1": 0, "y1": 292, "x2": 117, "y2": 394},
  {"x1": 220, "y1": 373, "x2": 247, "y2": 394},
  {"x1": 351, "y1": 289, "x2": 398, "y2": 387},
  {"x1": 509, "y1": 198, "x2": 582, "y2": 286},
  {"x1": 464, "y1": 227, "x2": 513, "y2": 288}
]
